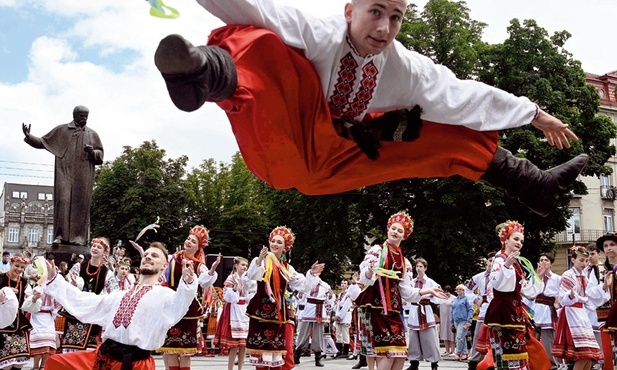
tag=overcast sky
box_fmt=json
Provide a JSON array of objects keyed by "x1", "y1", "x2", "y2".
[{"x1": 1, "y1": 0, "x2": 615, "y2": 190}]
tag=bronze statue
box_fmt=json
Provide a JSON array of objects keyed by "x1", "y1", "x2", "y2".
[{"x1": 22, "y1": 105, "x2": 104, "y2": 246}]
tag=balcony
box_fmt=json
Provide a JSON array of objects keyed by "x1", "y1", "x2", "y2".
[
  {"x1": 601, "y1": 185, "x2": 617, "y2": 200},
  {"x1": 554, "y1": 229, "x2": 606, "y2": 243}
]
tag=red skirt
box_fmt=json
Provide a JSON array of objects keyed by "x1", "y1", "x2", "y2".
[
  {"x1": 215, "y1": 304, "x2": 246, "y2": 354},
  {"x1": 553, "y1": 309, "x2": 603, "y2": 361},
  {"x1": 208, "y1": 25, "x2": 498, "y2": 196}
]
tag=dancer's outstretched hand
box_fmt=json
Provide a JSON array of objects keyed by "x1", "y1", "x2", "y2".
[
  {"x1": 531, "y1": 109, "x2": 578, "y2": 150},
  {"x1": 310, "y1": 261, "x2": 325, "y2": 276}
]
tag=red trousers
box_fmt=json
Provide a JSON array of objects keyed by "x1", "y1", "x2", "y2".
[
  {"x1": 208, "y1": 25, "x2": 498, "y2": 196},
  {"x1": 44, "y1": 349, "x2": 155, "y2": 370}
]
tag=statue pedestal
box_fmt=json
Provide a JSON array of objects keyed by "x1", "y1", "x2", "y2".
[{"x1": 50, "y1": 242, "x2": 89, "y2": 265}]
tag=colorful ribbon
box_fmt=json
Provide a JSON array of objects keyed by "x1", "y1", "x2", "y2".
[{"x1": 146, "y1": 0, "x2": 179, "y2": 19}]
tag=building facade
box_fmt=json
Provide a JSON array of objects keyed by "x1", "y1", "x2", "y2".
[
  {"x1": 0, "y1": 182, "x2": 54, "y2": 256},
  {"x1": 552, "y1": 70, "x2": 617, "y2": 273}
]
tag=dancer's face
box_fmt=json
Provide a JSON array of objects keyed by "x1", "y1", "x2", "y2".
[
  {"x1": 415, "y1": 262, "x2": 426, "y2": 277},
  {"x1": 269, "y1": 235, "x2": 286, "y2": 258},
  {"x1": 387, "y1": 222, "x2": 405, "y2": 245},
  {"x1": 603, "y1": 239, "x2": 617, "y2": 260},
  {"x1": 504, "y1": 232, "x2": 524, "y2": 254},
  {"x1": 184, "y1": 234, "x2": 199, "y2": 256},
  {"x1": 589, "y1": 250, "x2": 600, "y2": 265},
  {"x1": 236, "y1": 260, "x2": 248, "y2": 275},
  {"x1": 345, "y1": 0, "x2": 406, "y2": 57},
  {"x1": 571, "y1": 255, "x2": 588, "y2": 272},
  {"x1": 90, "y1": 242, "x2": 106, "y2": 258},
  {"x1": 140, "y1": 247, "x2": 168, "y2": 275}
]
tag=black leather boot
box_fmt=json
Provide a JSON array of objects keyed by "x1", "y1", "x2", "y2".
[
  {"x1": 351, "y1": 355, "x2": 367, "y2": 369},
  {"x1": 343, "y1": 343, "x2": 350, "y2": 357},
  {"x1": 405, "y1": 360, "x2": 420, "y2": 370},
  {"x1": 480, "y1": 147, "x2": 589, "y2": 217},
  {"x1": 315, "y1": 351, "x2": 325, "y2": 367},
  {"x1": 294, "y1": 348, "x2": 302, "y2": 364},
  {"x1": 155, "y1": 34, "x2": 238, "y2": 112},
  {"x1": 431, "y1": 362, "x2": 439, "y2": 370},
  {"x1": 334, "y1": 343, "x2": 343, "y2": 358},
  {"x1": 468, "y1": 361, "x2": 478, "y2": 370}
]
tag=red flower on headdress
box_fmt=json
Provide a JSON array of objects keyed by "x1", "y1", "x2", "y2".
[
  {"x1": 91, "y1": 237, "x2": 109, "y2": 250},
  {"x1": 387, "y1": 211, "x2": 414, "y2": 239},
  {"x1": 190, "y1": 225, "x2": 210, "y2": 249},
  {"x1": 498, "y1": 221, "x2": 524, "y2": 246},
  {"x1": 269, "y1": 226, "x2": 295, "y2": 252}
]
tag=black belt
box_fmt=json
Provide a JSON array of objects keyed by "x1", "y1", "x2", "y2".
[{"x1": 95, "y1": 339, "x2": 151, "y2": 370}]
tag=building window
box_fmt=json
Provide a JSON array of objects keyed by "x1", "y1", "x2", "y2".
[
  {"x1": 20, "y1": 192, "x2": 27, "y2": 200},
  {"x1": 11, "y1": 191, "x2": 19, "y2": 199},
  {"x1": 38, "y1": 193, "x2": 45, "y2": 200},
  {"x1": 604, "y1": 209, "x2": 615, "y2": 233},
  {"x1": 8, "y1": 228, "x2": 19, "y2": 243},
  {"x1": 566, "y1": 207, "x2": 581, "y2": 240},
  {"x1": 47, "y1": 229, "x2": 54, "y2": 244},
  {"x1": 28, "y1": 228, "x2": 39, "y2": 244},
  {"x1": 598, "y1": 89, "x2": 606, "y2": 99},
  {"x1": 46, "y1": 194, "x2": 53, "y2": 201}
]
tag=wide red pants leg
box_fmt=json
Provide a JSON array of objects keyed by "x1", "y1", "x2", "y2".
[
  {"x1": 208, "y1": 25, "x2": 498, "y2": 196},
  {"x1": 44, "y1": 349, "x2": 156, "y2": 370}
]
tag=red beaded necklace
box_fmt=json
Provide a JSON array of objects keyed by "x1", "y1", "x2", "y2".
[
  {"x1": 86, "y1": 260, "x2": 103, "y2": 277},
  {"x1": 5, "y1": 272, "x2": 20, "y2": 290}
]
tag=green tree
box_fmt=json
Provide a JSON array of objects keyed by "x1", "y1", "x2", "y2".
[
  {"x1": 215, "y1": 153, "x2": 272, "y2": 258},
  {"x1": 91, "y1": 140, "x2": 189, "y2": 256},
  {"x1": 367, "y1": 0, "x2": 617, "y2": 285}
]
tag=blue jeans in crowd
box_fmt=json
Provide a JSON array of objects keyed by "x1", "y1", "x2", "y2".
[{"x1": 454, "y1": 321, "x2": 469, "y2": 355}]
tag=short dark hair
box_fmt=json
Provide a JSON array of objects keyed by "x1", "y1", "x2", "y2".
[
  {"x1": 586, "y1": 243, "x2": 599, "y2": 253},
  {"x1": 539, "y1": 253, "x2": 555, "y2": 264},
  {"x1": 2, "y1": 252, "x2": 9, "y2": 257},
  {"x1": 487, "y1": 251, "x2": 496, "y2": 259}
]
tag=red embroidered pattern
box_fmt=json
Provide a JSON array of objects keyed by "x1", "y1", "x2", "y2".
[
  {"x1": 112, "y1": 286, "x2": 153, "y2": 328},
  {"x1": 328, "y1": 53, "x2": 379, "y2": 122},
  {"x1": 329, "y1": 53, "x2": 358, "y2": 119},
  {"x1": 349, "y1": 62, "x2": 379, "y2": 118}
]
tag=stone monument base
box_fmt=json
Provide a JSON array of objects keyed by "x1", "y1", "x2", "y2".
[{"x1": 50, "y1": 242, "x2": 89, "y2": 266}]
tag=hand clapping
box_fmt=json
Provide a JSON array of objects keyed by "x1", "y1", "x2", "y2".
[{"x1": 182, "y1": 259, "x2": 195, "y2": 284}]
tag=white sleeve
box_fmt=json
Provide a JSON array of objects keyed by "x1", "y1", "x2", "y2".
[
  {"x1": 21, "y1": 289, "x2": 43, "y2": 314},
  {"x1": 160, "y1": 279, "x2": 200, "y2": 327},
  {"x1": 401, "y1": 45, "x2": 537, "y2": 131},
  {"x1": 196, "y1": 0, "x2": 337, "y2": 60},
  {"x1": 359, "y1": 246, "x2": 381, "y2": 287},
  {"x1": 0, "y1": 288, "x2": 18, "y2": 329},
  {"x1": 223, "y1": 286, "x2": 240, "y2": 304},
  {"x1": 198, "y1": 264, "x2": 217, "y2": 288},
  {"x1": 44, "y1": 274, "x2": 118, "y2": 327},
  {"x1": 246, "y1": 257, "x2": 265, "y2": 281},
  {"x1": 490, "y1": 257, "x2": 516, "y2": 292}
]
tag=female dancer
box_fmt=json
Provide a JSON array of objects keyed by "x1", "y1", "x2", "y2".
[
  {"x1": 158, "y1": 225, "x2": 221, "y2": 370},
  {"x1": 353, "y1": 212, "x2": 446, "y2": 370},
  {"x1": 553, "y1": 246, "x2": 608, "y2": 370},
  {"x1": 480, "y1": 221, "x2": 546, "y2": 370},
  {"x1": 61, "y1": 237, "x2": 118, "y2": 352},
  {"x1": 245, "y1": 226, "x2": 325, "y2": 369},
  {"x1": 216, "y1": 257, "x2": 255, "y2": 370},
  {"x1": 0, "y1": 254, "x2": 32, "y2": 369},
  {"x1": 23, "y1": 286, "x2": 58, "y2": 370}
]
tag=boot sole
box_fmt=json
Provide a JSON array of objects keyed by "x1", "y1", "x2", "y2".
[{"x1": 155, "y1": 34, "x2": 204, "y2": 75}]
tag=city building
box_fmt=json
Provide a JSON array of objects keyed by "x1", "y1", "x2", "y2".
[
  {"x1": 552, "y1": 70, "x2": 617, "y2": 273},
  {"x1": 0, "y1": 182, "x2": 54, "y2": 256}
]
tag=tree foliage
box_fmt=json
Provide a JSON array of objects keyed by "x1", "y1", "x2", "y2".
[{"x1": 91, "y1": 140, "x2": 189, "y2": 254}]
